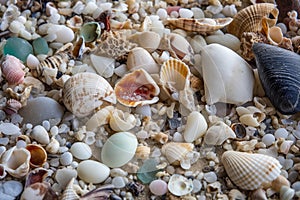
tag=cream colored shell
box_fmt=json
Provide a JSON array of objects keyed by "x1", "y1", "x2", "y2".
[
  {"x1": 161, "y1": 142, "x2": 194, "y2": 165},
  {"x1": 204, "y1": 121, "x2": 236, "y2": 145},
  {"x1": 222, "y1": 151, "x2": 281, "y2": 190},
  {"x1": 183, "y1": 111, "x2": 207, "y2": 143},
  {"x1": 109, "y1": 109, "x2": 136, "y2": 132},
  {"x1": 63, "y1": 72, "x2": 116, "y2": 118}
]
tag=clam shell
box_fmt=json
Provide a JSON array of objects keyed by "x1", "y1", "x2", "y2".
[
  {"x1": 227, "y1": 3, "x2": 278, "y2": 38},
  {"x1": 168, "y1": 174, "x2": 193, "y2": 196},
  {"x1": 63, "y1": 72, "x2": 116, "y2": 118},
  {"x1": 1, "y1": 55, "x2": 25, "y2": 85},
  {"x1": 252, "y1": 43, "x2": 300, "y2": 114},
  {"x1": 204, "y1": 121, "x2": 236, "y2": 145},
  {"x1": 26, "y1": 144, "x2": 47, "y2": 168},
  {"x1": 167, "y1": 18, "x2": 233, "y2": 34},
  {"x1": 221, "y1": 151, "x2": 282, "y2": 190},
  {"x1": 161, "y1": 142, "x2": 194, "y2": 165},
  {"x1": 114, "y1": 69, "x2": 160, "y2": 107},
  {"x1": 183, "y1": 111, "x2": 208, "y2": 143},
  {"x1": 129, "y1": 31, "x2": 161, "y2": 53}
]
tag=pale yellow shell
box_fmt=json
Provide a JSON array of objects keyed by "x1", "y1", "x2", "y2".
[
  {"x1": 222, "y1": 151, "x2": 281, "y2": 190},
  {"x1": 227, "y1": 3, "x2": 278, "y2": 38},
  {"x1": 167, "y1": 18, "x2": 233, "y2": 34},
  {"x1": 161, "y1": 142, "x2": 194, "y2": 165},
  {"x1": 63, "y1": 72, "x2": 116, "y2": 118}
]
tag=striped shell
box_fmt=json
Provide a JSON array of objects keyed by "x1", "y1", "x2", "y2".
[
  {"x1": 227, "y1": 3, "x2": 278, "y2": 39},
  {"x1": 167, "y1": 18, "x2": 233, "y2": 34},
  {"x1": 1, "y1": 55, "x2": 25, "y2": 85},
  {"x1": 222, "y1": 151, "x2": 281, "y2": 190},
  {"x1": 252, "y1": 43, "x2": 300, "y2": 115},
  {"x1": 63, "y1": 72, "x2": 116, "y2": 118}
]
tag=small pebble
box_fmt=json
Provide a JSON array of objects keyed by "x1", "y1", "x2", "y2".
[
  {"x1": 112, "y1": 176, "x2": 126, "y2": 189},
  {"x1": 262, "y1": 134, "x2": 275, "y2": 146},
  {"x1": 192, "y1": 179, "x2": 202, "y2": 193},
  {"x1": 2, "y1": 180, "x2": 23, "y2": 197},
  {"x1": 60, "y1": 152, "x2": 73, "y2": 166},
  {"x1": 292, "y1": 181, "x2": 300, "y2": 191},
  {"x1": 203, "y1": 172, "x2": 217, "y2": 183},
  {"x1": 50, "y1": 126, "x2": 59, "y2": 136},
  {"x1": 179, "y1": 8, "x2": 194, "y2": 18},
  {"x1": 0, "y1": 123, "x2": 21, "y2": 136},
  {"x1": 42, "y1": 120, "x2": 51, "y2": 131},
  {"x1": 274, "y1": 128, "x2": 289, "y2": 139},
  {"x1": 70, "y1": 142, "x2": 92, "y2": 160},
  {"x1": 31, "y1": 125, "x2": 50, "y2": 144},
  {"x1": 156, "y1": 8, "x2": 168, "y2": 20},
  {"x1": 110, "y1": 168, "x2": 128, "y2": 177},
  {"x1": 0, "y1": 138, "x2": 9, "y2": 146},
  {"x1": 149, "y1": 179, "x2": 168, "y2": 196}
]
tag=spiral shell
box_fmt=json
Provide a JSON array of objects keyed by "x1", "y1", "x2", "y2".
[
  {"x1": 227, "y1": 3, "x2": 278, "y2": 39},
  {"x1": 63, "y1": 72, "x2": 116, "y2": 118},
  {"x1": 221, "y1": 150, "x2": 281, "y2": 190},
  {"x1": 1, "y1": 55, "x2": 25, "y2": 85},
  {"x1": 252, "y1": 43, "x2": 300, "y2": 114}
]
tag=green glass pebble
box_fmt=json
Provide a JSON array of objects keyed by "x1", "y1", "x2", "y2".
[
  {"x1": 32, "y1": 37, "x2": 49, "y2": 55},
  {"x1": 3, "y1": 37, "x2": 33, "y2": 63},
  {"x1": 137, "y1": 159, "x2": 160, "y2": 184}
]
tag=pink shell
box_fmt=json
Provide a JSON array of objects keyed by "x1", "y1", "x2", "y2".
[
  {"x1": 2, "y1": 55, "x2": 25, "y2": 85},
  {"x1": 4, "y1": 99, "x2": 22, "y2": 115}
]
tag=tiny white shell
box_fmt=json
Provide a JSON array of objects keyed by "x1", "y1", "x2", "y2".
[
  {"x1": 204, "y1": 121, "x2": 236, "y2": 145},
  {"x1": 183, "y1": 111, "x2": 207, "y2": 142},
  {"x1": 31, "y1": 125, "x2": 50, "y2": 145},
  {"x1": 168, "y1": 174, "x2": 193, "y2": 196}
]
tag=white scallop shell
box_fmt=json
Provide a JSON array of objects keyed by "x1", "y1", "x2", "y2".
[
  {"x1": 221, "y1": 151, "x2": 282, "y2": 190},
  {"x1": 204, "y1": 121, "x2": 236, "y2": 145},
  {"x1": 183, "y1": 111, "x2": 208, "y2": 143},
  {"x1": 168, "y1": 174, "x2": 193, "y2": 196},
  {"x1": 63, "y1": 72, "x2": 116, "y2": 118}
]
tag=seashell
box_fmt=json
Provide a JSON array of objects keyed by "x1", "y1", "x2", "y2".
[
  {"x1": 151, "y1": 132, "x2": 169, "y2": 144},
  {"x1": 205, "y1": 33, "x2": 240, "y2": 52},
  {"x1": 251, "y1": 188, "x2": 267, "y2": 200},
  {"x1": 231, "y1": 123, "x2": 247, "y2": 139},
  {"x1": 31, "y1": 125, "x2": 50, "y2": 145},
  {"x1": 45, "y1": 137, "x2": 60, "y2": 154},
  {"x1": 70, "y1": 142, "x2": 92, "y2": 160},
  {"x1": 0, "y1": 164, "x2": 7, "y2": 179},
  {"x1": 1, "y1": 146, "x2": 30, "y2": 178},
  {"x1": 129, "y1": 31, "x2": 161, "y2": 53},
  {"x1": 24, "y1": 168, "x2": 49, "y2": 187},
  {"x1": 109, "y1": 109, "x2": 136, "y2": 132},
  {"x1": 20, "y1": 182, "x2": 58, "y2": 200},
  {"x1": 270, "y1": 175, "x2": 290, "y2": 192},
  {"x1": 80, "y1": 184, "x2": 114, "y2": 200},
  {"x1": 61, "y1": 178, "x2": 80, "y2": 200},
  {"x1": 26, "y1": 144, "x2": 47, "y2": 168},
  {"x1": 167, "y1": 174, "x2": 193, "y2": 196},
  {"x1": 200, "y1": 43, "x2": 255, "y2": 105},
  {"x1": 80, "y1": 22, "x2": 101, "y2": 43},
  {"x1": 114, "y1": 69, "x2": 160, "y2": 107},
  {"x1": 55, "y1": 168, "x2": 77, "y2": 189},
  {"x1": 63, "y1": 72, "x2": 116, "y2": 118},
  {"x1": 252, "y1": 43, "x2": 300, "y2": 115},
  {"x1": 167, "y1": 17, "x2": 233, "y2": 34},
  {"x1": 4, "y1": 99, "x2": 22, "y2": 115},
  {"x1": 127, "y1": 47, "x2": 160, "y2": 74},
  {"x1": 227, "y1": 3, "x2": 278, "y2": 39},
  {"x1": 72, "y1": 36, "x2": 86, "y2": 60},
  {"x1": 66, "y1": 15, "x2": 83, "y2": 31},
  {"x1": 161, "y1": 142, "x2": 194, "y2": 166},
  {"x1": 221, "y1": 150, "x2": 282, "y2": 190},
  {"x1": 101, "y1": 132, "x2": 138, "y2": 168},
  {"x1": 90, "y1": 54, "x2": 115, "y2": 78},
  {"x1": 183, "y1": 111, "x2": 208, "y2": 143},
  {"x1": 86, "y1": 106, "x2": 114, "y2": 132},
  {"x1": 280, "y1": 185, "x2": 295, "y2": 200},
  {"x1": 228, "y1": 189, "x2": 246, "y2": 200},
  {"x1": 135, "y1": 145, "x2": 151, "y2": 160},
  {"x1": 77, "y1": 160, "x2": 110, "y2": 184},
  {"x1": 1, "y1": 55, "x2": 25, "y2": 85},
  {"x1": 204, "y1": 121, "x2": 236, "y2": 145}
]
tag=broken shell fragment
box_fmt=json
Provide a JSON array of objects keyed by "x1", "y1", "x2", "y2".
[
  {"x1": 109, "y1": 109, "x2": 136, "y2": 132},
  {"x1": 222, "y1": 151, "x2": 282, "y2": 190},
  {"x1": 1, "y1": 55, "x2": 25, "y2": 85},
  {"x1": 161, "y1": 142, "x2": 194, "y2": 166},
  {"x1": 129, "y1": 31, "x2": 161, "y2": 53},
  {"x1": 252, "y1": 43, "x2": 300, "y2": 114},
  {"x1": 168, "y1": 174, "x2": 193, "y2": 196},
  {"x1": 90, "y1": 54, "x2": 115, "y2": 78},
  {"x1": 86, "y1": 106, "x2": 114, "y2": 132},
  {"x1": 63, "y1": 72, "x2": 116, "y2": 118},
  {"x1": 183, "y1": 111, "x2": 207, "y2": 143},
  {"x1": 80, "y1": 22, "x2": 101, "y2": 43},
  {"x1": 114, "y1": 69, "x2": 160, "y2": 107},
  {"x1": 204, "y1": 121, "x2": 236, "y2": 145},
  {"x1": 26, "y1": 144, "x2": 47, "y2": 168}
]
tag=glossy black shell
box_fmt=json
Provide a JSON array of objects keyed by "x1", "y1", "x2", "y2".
[{"x1": 252, "y1": 43, "x2": 300, "y2": 115}]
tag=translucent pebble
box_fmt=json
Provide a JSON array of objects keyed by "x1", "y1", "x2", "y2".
[
  {"x1": 32, "y1": 37, "x2": 49, "y2": 55},
  {"x1": 42, "y1": 120, "x2": 51, "y2": 131},
  {"x1": 3, "y1": 37, "x2": 33, "y2": 62},
  {"x1": 70, "y1": 142, "x2": 92, "y2": 160},
  {"x1": 110, "y1": 168, "x2": 128, "y2": 177},
  {"x1": 262, "y1": 134, "x2": 275, "y2": 146},
  {"x1": 60, "y1": 152, "x2": 73, "y2": 166},
  {"x1": 0, "y1": 138, "x2": 9, "y2": 146},
  {"x1": 50, "y1": 126, "x2": 59, "y2": 136},
  {"x1": 31, "y1": 125, "x2": 50, "y2": 144},
  {"x1": 222, "y1": 5, "x2": 237, "y2": 17},
  {"x1": 170, "y1": 11, "x2": 179, "y2": 18},
  {"x1": 137, "y1": 159, "x2": 160, "y2": 184},
  {"x1": 0, "y1": 192, "x2": 14, "y2": 200},
  {"x1": 203, "y1": 172, "x2": 217, "y2": 183},
  {"x1": 149, "y1": 179, "x2": 168, "y2": 196},
  {"x1": 283, "y1": 159, "x2": 294, "y2": 170},
  {"x1": 277, "y1": 23, "x2": 287, "y2": 35},
  {"x1": 0, "y1": 123, "x2": 20, "y2": 136},
  {"x1": 3, "y1": 180, "x2": 23, "y2": 197},
  {"x1": 112, "y1": 177, "x2": 126, "y2": 189},
  {"x1": 16, "y1": 140, "x2": 26, "y2": 148},
  {"x1": 191, "y1": 7, "x2": 205, "y2": 19},
  {"x1": 206, "y1": 5, "x2": 223, "y2": 15},
  {"x1": 55, "y1": 168, "x2": 77, "y2": 188},
  {"x1": 9, "y1": 20, "x2": 24, "y2": 34},
  {"x1": 156, "y1": 8, "x2": 168, "y2": 20},
  {"x1": 179, "y1": 8, "x2": 194, "y2": 18},
  {"x1": 274, "y1": 128, "x2": 289, "y2": 139},
  {"x1": 173, "y1": 132, "x2": 184, "y2": 142},
  {"x1": 192, "y1": 179, "x2": 202, "y2": 193}
]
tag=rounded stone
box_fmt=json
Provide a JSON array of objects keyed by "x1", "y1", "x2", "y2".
[
  {"x1": 262, "y1": 134, "x2": 275, "y2": 146},
  {"x1": 149, "y1": 179, "x2": 168, "y2": 196},
  {"x1": 3, "y1": 37, "x2": 33, "y2": 63},
  {"x1": 32, "y1": 37, "x2": 49, "y2": 55},
  {"x1": 274, "y1": 128, "x2": 289, "y2": 139},
  {"x1": 112, "y1": 176, "x2": 126, "y2": 189},
  {"x1": 3, "y1": 180, "x2": 23, "y2": 197},
  {"x1": 70, "y1": 142, "x2": 92, "y2": 160},
  {"x1": 77, "y1": 160, "x2": 110, "y2": 184},
  {"x1": 31, "y1": 125, "x2": 50, "y2": 145},
  {"x1": 60, "y1": 152, "x2": 73, "y2": 166},
  {"x1": 203, "y1": 172, "x2": 217, "y2": 183}
]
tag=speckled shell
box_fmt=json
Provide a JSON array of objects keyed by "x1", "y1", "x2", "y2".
[
  {"x1": 167, "y1": 18, "x2": 233, "y2": 34},
  {"x1": 252, "y1": 43, "x2": 300, "y2": 115},
  {"x1": 63, "y1": 72, "x2": 116, "y2": 118},
  {"x1": 222, "y1": 151, "x2": 281, "y2": 190},
  {"x1": 227, "y1": 3, "x2": 278, "y2": 38}
]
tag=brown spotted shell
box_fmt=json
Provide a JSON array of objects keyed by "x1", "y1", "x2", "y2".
[
  {"x1": 167, "y1": 18, "x2": 233, "y2": 34},
  {"x1": 227, "y1": 3, "x2": 278, "y2": 39}
]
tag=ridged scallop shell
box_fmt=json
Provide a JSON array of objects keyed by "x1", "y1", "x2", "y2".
[
  {"x1": 221, "y1": 151, "x2": 281, "y2": 190},
  {"x1": 1, "y1": 55, "x2": 25, "y2": 85},
  {"x1": 161, "y1": 142, "x2": 194, "y2": 165},
  {"x1": 227, "y1": 3, "x2": 278, "y2": 39},
  {"x1": 167, "y1": 18, "x2": 233, "y2": 34},
  {"x1": 252, "y1": 43, "x2": 300, "y2": 115},
  {"x1": 114, "y1": 69, "x2": 160, "y2": 107},
  {"x1": 63, "y1": 72, "x2": 116, "y2": 117}
]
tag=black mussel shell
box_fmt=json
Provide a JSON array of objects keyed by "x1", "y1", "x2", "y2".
[{"x1": 252, "y1": 43, "x2": 300, "y2": 115}]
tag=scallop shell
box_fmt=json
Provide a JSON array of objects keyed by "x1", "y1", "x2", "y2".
[
  {"x1": 168, "y1": 174, "x2": 193, "y2": 196},
  {"x1": 252, "y1": 43, "x2": 300, "y2": 115},
  {"x1": 63, "y1": 72, "x2": 116, "y2": 118},
  {"x1": 26, "y1": 144, "x2": 47, "y2": 168},
  {"x1": 161, "y1": 142, "x2": 194, "y2": 165},
  {"x1": 227, "y1": 3, "x2": 278, "y2": 39},
  {"x1": 114, "y1": 69, "x2": 160, "y2": 107},
  {"x1": 4, "y1": 99, "x2": 22, "y2": 115},
  {"x1": 221, "y1": 151, "x2": 282, "y2": 190},
  {"x1": 1, "y1": 55, "x2": 25, "y2": 85},
  {"x1": 167, "y1": 18, "x2": 233, "y2": 34},
  {"x1": 183, "y1": 111, "x2": 208, "y2": 143}
]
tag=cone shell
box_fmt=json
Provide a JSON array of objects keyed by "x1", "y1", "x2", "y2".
[
  {"x1": 161, "y1": 142, "x2": 194, "y2": 165},
  {"x1": 1, "y1": 55, "x2": 25, "y2": 85},
  {"x1": 221, "y1": 151, "x2": 282, "y2": 190},
  {"x1": 227, "y1": 3, "x2": 278, "y2": 39},
  {"x1": 114, "y1": 69, "x2": 160, "y2": 107},
  {"x1": 63, "y1": 72, "x2": 116, "y2": 118},
  {"x1": 252, "y1": 43, "x2": 300, "y2": 114}
]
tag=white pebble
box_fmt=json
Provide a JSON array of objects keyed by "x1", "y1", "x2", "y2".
[
  {"x1": 262, "y1": 134, "x2": 275, "y2": 146},
  {"x1": 274, "y1": 128, "x2": 289, "y2": 139},
  {"x1": 49, "y1": 158, "x2": 60, "y2": 167},
  {"x1": 110, "y1": 168, "x2": 128, "y2": 177},
  {"x1": 173, "y1": 132, "x2": 184, "y2": 142},
  {"x1": 0, "y1": 123, "x2": 21, "y2": 136},
  {"x1": 112, "y1": 177, "x2": 126, "y2": 189},
  {"x1": 206, "y1": 5, "x2": 223, "y2": 15},
  {"x1": 20, "y1": 29, "x2": 32, "y2": 40},
  {"x1": 70, "y1": 142, "x2": 92, "y2": 160},
  {"x1": 31, "y1": 125, "x2": 50, "y2": 144},
  {"x1": 55, "y1": 168, "x2": 77, "y2": 189},
  {"x1": 292, "y1": 182, "x2": 300, "y2": 191},
  {"x1": 0, "y1": 138, "x2": 9, "y2": 146},
  {"x1": 170, "y1": 11, "x2": 179, "y2": 18},
  {"x1": 203, "y1": 172, "x2": 217, "y2": 183},
  {"x1": 50, "y1": 126, "x2": 59, "y2": 136},
  {"x1": 276, "y1": 23, "x2": 287, "y2": 35},
  {"x1": 16, "y1": 140, "x2": 27, "y2": 149},
  {"x1": 60, "y1": 152, "x2": 73, "y2": 166},
  {"x1": 17, "y1": 16, "x2": 26, "y2": 24},
  {"x1": 83, "y1": 2, "x2": 98, "y2": 15},
  {"x1": 42, "y1": 120, "x2": 51, "y2": 131},
  {"x1": 156, "y1": 8, "x2": 168, "y2": 20},
  {"x1": 191, "y1": 7, "x2": 205, "y2": 19},
  {"x1": 192, "y1": 179, "x2": 202, "y2": 193},
  {"x1": 3, "y1": 180, "x2": 23, "y2": 197},
  {"x1": 179, "y1": 8, "x2": 194, "y2": 18},
  {"x1": 131, "y1": 13, "x2": 140, "y2": 21},
  {"x1": 222, "y1": 5, "x2": 237, "y2": 17},
  {"x1": 283, "y1": 159, "x2": 294, "y2": 170},
  {"x1": 9, "y1": 20, "x2": 24, "y2": 34}
]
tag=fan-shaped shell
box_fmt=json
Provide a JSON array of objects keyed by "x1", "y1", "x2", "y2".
[
  {"x1": 252, "y1": 43, "x2": 300, "y2": 115},
  {"x1": 63, "y1": 72, "x2": 116, "y2": 118},
  {"x1": 167, "y1": 18, "x2": 233, "y2": 34},
  {"x1": 227, "y1": 3, "x2": 278, "y2": 39},
  {"x1": 114, "y1": 69, "x2": 160, "y2": 107},
  {"x1": 221, "y1": 151, "x2": 281, "y2": 190}
]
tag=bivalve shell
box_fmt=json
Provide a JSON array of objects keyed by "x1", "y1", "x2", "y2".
[
  {"x1": 183, "y1": 111, "x2": 207, "y2": 142},
  {"x1": 79, "y1": 22, "x2": 101, "y2": 43},
  {"x1": 77, "y1": 160, "x2": 110, "y2": 184},
  {"x1": 114, "y1": 69, "x2": 160, "y2": 107},
  {"x1": 252, "y1": 43, "x2": 300, "y2": 115},
  {"x1": 101, "y1": 132, "x2": 138, "y2": 168},
  {"x1": 221, "y1": 151, "x2": 282, "y2": 190},
  {"x1": 63, "y1": 72, "x2": 116, "y2": 118},
  {"x1": 129, "y1": 31, "x2": 161, "y2": 53},
  {"x1": 204, "y1": 121, "x2": 236, "y2": 145},
  {"x1": 1, "y1": 55, "x2": 25, "y2": 85},
  {"x1": 168, "y1": 174, "x2": 193, "y2": 196}
]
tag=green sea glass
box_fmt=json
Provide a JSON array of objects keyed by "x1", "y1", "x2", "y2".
[
  {"x1": 32, "y1": 37, "x2": 49, "y2": 55},
  {"x1": 137, "y1": 159, "x2": 160, "y2": 184},
  {"x1": 3, "y1": 37, "x2": 33, "y2": 63}
]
